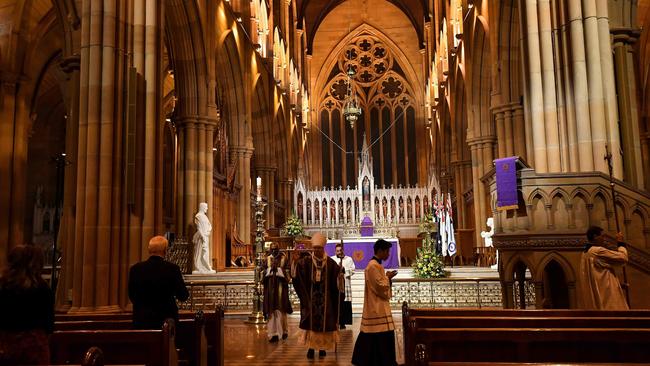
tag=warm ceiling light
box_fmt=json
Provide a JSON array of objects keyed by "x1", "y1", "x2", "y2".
[{"x1": 212, "y1": 148, "x2": 217, "y2": 152}]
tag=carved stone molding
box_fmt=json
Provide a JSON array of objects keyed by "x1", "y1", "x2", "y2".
[{"x1": 493, "y1": 235, "x2": 584, "y2": 251}]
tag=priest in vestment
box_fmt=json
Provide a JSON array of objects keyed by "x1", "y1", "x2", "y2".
[
  {"x1": 292, "y1": 232, "x2": 342, "y2": 359},
  {"x1": 263, "y1": 242, "x2": 293, "y2": 342},
  {"x1": 577, "y1": 226, "x2": 629, "y2": 310}
]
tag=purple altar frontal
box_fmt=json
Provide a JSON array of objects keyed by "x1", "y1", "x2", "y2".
[{"x1": 325, "y1": 238, "x2": 400, "y2": 269}]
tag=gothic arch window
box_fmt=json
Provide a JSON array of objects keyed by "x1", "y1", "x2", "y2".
[{"x1": 318, "y1": 34, "x2": 419, "y2": 188}]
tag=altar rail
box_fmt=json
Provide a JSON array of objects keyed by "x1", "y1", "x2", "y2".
[{"x1": 179, "y1": 277, "x2": 533, "y2": 312}]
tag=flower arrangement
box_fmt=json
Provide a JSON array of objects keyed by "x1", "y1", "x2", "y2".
[
  {"x1": 284, "y1": 214, "x2": 305, "y2": 237},
  {"x1": 413, "y1": 213, "x2": 446, "y2": 278},
  {"x1": 413, "y1": 245, "x2": 446, "y2": 278}
]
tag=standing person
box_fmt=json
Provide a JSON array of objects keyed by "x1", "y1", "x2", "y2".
[
  {"x1": 352, "y1": 239, "x2": 398, "y2": 366},
  {"x1": 331, "y1": 242, "x2": 355, "y2": 329},
  {"x1": 292, "y1": 233, "x2": 341, "y2": 359},
  {"x1": 577, "y1": 226, "x2": 629, "y2": 310},
  {"x1": 128, "y1": 236, "x2": 190, "y2": 329},
  {"x1": 0, "y1": 245, "x2": 54, "y2": 365},
  {"x1": 263, "y1": 242, "x2": 293, "y2": 342}
]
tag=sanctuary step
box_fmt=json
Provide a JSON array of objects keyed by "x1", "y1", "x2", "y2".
[{"x1": 185, "y1": 266, "x2": 501, "y2": 313}]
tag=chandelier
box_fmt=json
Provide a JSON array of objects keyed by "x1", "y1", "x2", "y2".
[{"x1": 343, "y1": 63, "x2": 362, "y2": 129}]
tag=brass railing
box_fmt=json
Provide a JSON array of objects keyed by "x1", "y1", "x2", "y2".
[
  {"x1": 180, "y1": 277, "x2": 531, "y2": 312},
  {"x1": 389, "y1": 277, "x2": 507, "y2": 309}
]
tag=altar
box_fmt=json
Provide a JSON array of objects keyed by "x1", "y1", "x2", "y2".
[{"x1": 325, "y1": 238, "x2": 400, "y2": 269}]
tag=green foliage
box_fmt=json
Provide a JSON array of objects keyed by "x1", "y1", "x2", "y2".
[
  {"x1": 413, "y1": 245, "x2": 446, "y2": 278},
  {"x1": 284, "y1": 214, "x2": 304, "y2": 237}
]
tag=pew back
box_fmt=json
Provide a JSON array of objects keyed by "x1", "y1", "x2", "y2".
[
  {"x1": 402, "y1": 304, "x2": 650, "y2": 365},
  {"x1": 54, "y1": 307, "x2": 223, "y2": 366},
  {"x1": 416, "y1": 328, "x2": 650, "y2": 363},
  {"x1": 50, "y1": 320, "x2": 176, "y2": 366}
]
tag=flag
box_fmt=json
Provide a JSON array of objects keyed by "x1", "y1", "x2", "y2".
[
  {"x1": 446, "y1": 195, "x2": 457, "y2": 257},
  {"x1": 440, "y1": 194, "x2": 448, "y2": 256},
  {"x1": 432, "y1": 196, "x2": 442, "y2": 255}
]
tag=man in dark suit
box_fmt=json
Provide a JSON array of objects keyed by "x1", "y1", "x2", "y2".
[{"x1": 128, "y1": 236, "x2": 190, "y2": 329}]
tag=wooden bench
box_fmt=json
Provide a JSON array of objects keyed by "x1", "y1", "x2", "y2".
[
  {"x1": 402, "y1": 304, "x2": 650, "y2": 365},
  {"x1": 50, "y1": 319, "x2": 177, "y2": 366},
  {"x1": 55, "y1": 306, "x2": 224, "y2": 366},
  {"x1": 56, "y1": 316, "x2": 206, "y2": 366}
]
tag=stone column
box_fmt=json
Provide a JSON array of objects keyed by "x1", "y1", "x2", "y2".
[
  {"x1": 62, "y1": 0, "x2": 164, "y2": 313},
  {"x1": 513, "y1": 106, "x2": 527, "y2": 162},
  {"x1": 176, "y1": 117, "x2": 217, "y2": 236},
  {"x1": 524, "y1": 0, "x2": 548, "y2": 172},
  {"x1": 538, "y1": 0, "x2": 561, "y2": 171},
  {"x1": 583, "y1": 0, "x2": 608, "y2": 173},
  {"x1": 231, "y1": 146, "x2": 254, "y2": 243},
  {"x1": 278, "y1": 179, "x2": 293, "y2": 222},
  {"x1": 257, "y1": 167, "x2": 276, "y2": 227},
  {"x1": 495, "y1": 110, "x2": 506, "y2": 158},
  {"x1": 0, "y1": 74, "x2": 20, "y2": 265},
  {"x1": 504, "y1": 108, "x2": 514, "y2": 157},
  {"x1": 468, "y1": 136, "x2": 495, "y2": 246},
  {"x1": 612, "y1": 28, "x2": 644, "y2": 188},
  {"x1": 56, "y1": 56, "x2": 81, "y2": 310},
  {"x1": 567, "y1": 0, "x2": 594, "y2": 171},
  {"x1": 596, "y1": 0, "x2": 623, "y2": 179}
]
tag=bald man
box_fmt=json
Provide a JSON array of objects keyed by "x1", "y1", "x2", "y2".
[
  {"x1": 128, "y1": 236, "x2": 189, "y2": 329},
  {"x1": 292, "y1": 233, "x2": 342, "y2": 359}
]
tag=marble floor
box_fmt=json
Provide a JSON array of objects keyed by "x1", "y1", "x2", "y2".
[{"x1": 224, "y1": 314, "x2": 404, "y2": 366}]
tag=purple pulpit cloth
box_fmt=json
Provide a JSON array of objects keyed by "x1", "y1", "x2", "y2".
[
  {"x1": 360, "y1": 216, "x2": 374, "y2": 237},
  {"x1": 325, "y1": 238, "x2": 400, "y2": 269},
  {"x1": 495, "y1": 156, "x2": 519, "y2": 211}
]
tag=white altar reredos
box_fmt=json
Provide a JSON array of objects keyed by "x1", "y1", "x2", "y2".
[{"x1": 294, "y1": 138, "x2": 439, "y2": 238}]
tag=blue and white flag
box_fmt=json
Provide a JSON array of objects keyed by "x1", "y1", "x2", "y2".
[{"x1": 446, "y1": 195, "x2": 457, "y2": 256}]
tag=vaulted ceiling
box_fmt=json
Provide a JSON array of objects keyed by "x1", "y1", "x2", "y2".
[{"x1": 297, "y1": 0, "x2": 430, "y2": 53}]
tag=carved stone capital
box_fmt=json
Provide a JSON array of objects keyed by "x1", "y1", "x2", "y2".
[
  {"x1": 230, "y1": 146, "x2": 255, "y2": 158},
  {"x1": 59, "y1": 55, "x2": 81, "y2": 74},
  {"x1": 611, "y1": 27, "x2": 641, "y2": 46}
]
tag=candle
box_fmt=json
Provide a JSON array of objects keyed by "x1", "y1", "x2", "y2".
[{"x1": 256, "y1": 176, "x2": 262, "y2": 201}]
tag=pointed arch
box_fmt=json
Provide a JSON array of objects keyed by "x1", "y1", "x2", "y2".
[
  {"x1": 165, "y1": 0, "x2": 209, "y2": 117},
  {"x1": 536, "y1": 252, "x2": 576, "y2": 283},
  {"x1": 216, "y1": 32, "x2": 249, "y2": 146}
]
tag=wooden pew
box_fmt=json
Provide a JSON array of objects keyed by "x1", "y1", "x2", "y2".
[
  {"x1": 50, "y1": 319, "x2": 177, "y2": 366},
  {"x1": 56, "y1": 316, "x2": 206, "y2": 366},
  {"x1": 402, "y1": 303, "x2": 650, "y2": 365},
  {"x1": 55, "y1": 305, "x2": 224, "y2": 366},
  {"x1": 414, "y1": 328, "x2": 650, "y2": 364},
  {"x1": 405, "y1": 307, "x2": 650, "y2": 318}
]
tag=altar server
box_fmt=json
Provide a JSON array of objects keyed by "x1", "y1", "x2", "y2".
[
  {"x1": 578, "y1": 226, "x2": 629, "y2": 310},
  {"x1": 331, "y1": 242, "x2": 355, "y2": 329},
  {"x1": 263, "y1": 242, "x2": 293, "y2": 342},
  {"x1": 352, "y1": 239, "x2": 398, "y2": 366}
]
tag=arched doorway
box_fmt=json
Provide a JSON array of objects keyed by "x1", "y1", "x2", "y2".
[{"x1": 542, "y1": 260, "x2": 570, "y2": 308}]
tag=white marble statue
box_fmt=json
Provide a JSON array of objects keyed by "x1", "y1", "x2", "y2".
[
  {"x1": 480, "y1": 217, "x2": 494, "y2": 247},
  {"x1": 193, "y1": 202, "x2": 216, "y2": 274},
  {"x1": 480, "y1": 217, "x2": 498, "y2": 269}
]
